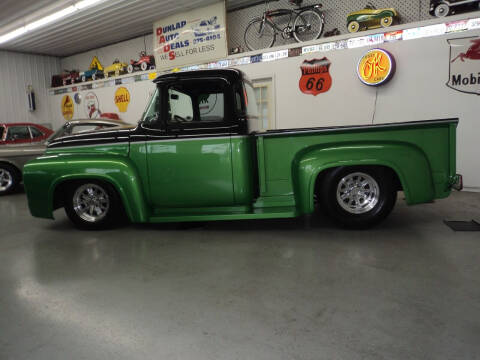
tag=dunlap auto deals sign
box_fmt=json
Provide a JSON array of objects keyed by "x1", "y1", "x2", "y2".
[{"x1": 153, "y1": 1, "x2": 228, "y2": 71}]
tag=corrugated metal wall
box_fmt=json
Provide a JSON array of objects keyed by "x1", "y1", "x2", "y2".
[{"x1": 0, "y1": 51, "x2": 60, "y2": 128}]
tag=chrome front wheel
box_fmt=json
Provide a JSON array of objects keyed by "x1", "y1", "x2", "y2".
[
  {"x1": 0, "y1": 168, "x2": 13, "y2": 192},
  {"x1": 73, "y1": 183, "x2": 110, "y2": 223}
]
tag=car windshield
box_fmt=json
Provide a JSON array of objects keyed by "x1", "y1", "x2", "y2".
[{"x1": 141, "y1": 88, "x2": 160, "y2": 125}]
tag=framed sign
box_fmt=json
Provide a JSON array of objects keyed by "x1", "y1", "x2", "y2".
[{"x1": 153, "y1": 1, "x2": 227, "y2": 71}]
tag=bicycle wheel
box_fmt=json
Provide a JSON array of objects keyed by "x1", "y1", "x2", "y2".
[
  {"x1": 293, "y1": 9, "x2": 324, "y2": 43},
  {"x1": 244, "y1": 18, "x2": 276, "y2": 51}
]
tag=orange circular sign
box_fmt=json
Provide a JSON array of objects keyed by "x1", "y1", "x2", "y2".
[
  {"x1": 114, "y1": 87, "x2": 130, "y2": 112},
  {"x1": 61, "y1": 95, "x2": 74, "y2": 120},
  {"x1": 357, "y1": 49, "x2": 395, "y2": 86}
]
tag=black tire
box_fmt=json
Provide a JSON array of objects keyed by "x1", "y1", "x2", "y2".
[
  {"x1": 64, "y1": 180, "x2": 125, "y2": 230},
  {"x1": 293, "y1": 9, "x2": 324, "y2": 43},
  {"x1": 318, "y1": 166, "x2": 397, "y2": 229},
  {"x1": 0, "y1": 163, "x2": 20, "y2": 196},
  {"x1": 244, "y1": 18, "x2": 276, "y2": 51}
]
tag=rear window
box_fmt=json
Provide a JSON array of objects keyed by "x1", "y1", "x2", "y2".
[{"x1": 30, "y1": 126, "x2": 43, "y2": 138}]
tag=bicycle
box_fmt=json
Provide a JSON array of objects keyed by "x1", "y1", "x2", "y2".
[{"x1": 244, "y1": 0, "x2": 325, "y2": 52}]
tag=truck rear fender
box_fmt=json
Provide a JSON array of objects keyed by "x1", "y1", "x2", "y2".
[
  {"x1": 48, "y1": 156, "x2": 148, "y2": 222},
  {"x1": 292, "y1": 141, "x2": 434, "y2": 214}
]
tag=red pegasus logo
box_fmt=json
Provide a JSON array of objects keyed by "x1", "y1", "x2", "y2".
[{"x1": 451, "y1": 38, "x2": 480, "y2": 62}]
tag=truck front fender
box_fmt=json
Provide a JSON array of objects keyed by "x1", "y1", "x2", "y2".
[
  {"x1": 23, "y1": 153, "x2": 148, "y2": 222},
  {"x1": 292, "y1": 141, "x2": 434, "y2": 214}
]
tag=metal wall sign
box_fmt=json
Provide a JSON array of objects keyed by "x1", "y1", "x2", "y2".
[
  {"x1": 61, "y1": 95, "x2": 74, "y2": 120},
  {"x1": 299, "y1": 58, "x2": 332, "y2": 95},
  {"x1": 153, "y1": 1, "x2": 228, "y2": 71},
  {"x1": 447, "y1": 36, "x2": 480, "y2": 94}
]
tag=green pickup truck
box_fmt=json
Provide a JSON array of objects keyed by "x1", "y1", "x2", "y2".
[{"x1": 23, "y1": 69, "x2": 461, "y2": 229}]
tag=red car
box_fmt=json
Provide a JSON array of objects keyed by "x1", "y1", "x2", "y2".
[{"x1": 0, "y1": 123, "x2": 54, "y2": 146}]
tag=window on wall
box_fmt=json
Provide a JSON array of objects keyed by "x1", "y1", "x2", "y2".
[{"x1": 252, "y1": 78, "x2": 275, "y2": 131}]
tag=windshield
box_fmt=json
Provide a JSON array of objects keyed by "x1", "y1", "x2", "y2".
[
  {"x1": 141, "y1": 88, "x2": 160, "y2": 125},
  {"x1": 47, "y1": 124, "x2": 68, "y2": 143}
]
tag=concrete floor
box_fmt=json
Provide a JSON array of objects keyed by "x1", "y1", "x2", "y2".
[{"x1": 0, "y1": 191, "x2": 479, "y2": 360}]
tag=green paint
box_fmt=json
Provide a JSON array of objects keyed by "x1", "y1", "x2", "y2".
[{"x1": 23, "y1": 120, "x2": 458, "y2": 224}]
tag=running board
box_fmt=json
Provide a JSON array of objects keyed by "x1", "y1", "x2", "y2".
[{"x1": 148, "y1": 206, "x2": 299, "y2": 223}]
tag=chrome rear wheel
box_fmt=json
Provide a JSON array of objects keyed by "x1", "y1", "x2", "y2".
[{"x1": 336, "y1": 172, "x2": 379, "y2": 214}]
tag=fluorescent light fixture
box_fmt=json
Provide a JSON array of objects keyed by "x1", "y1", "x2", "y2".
[
  {"x1": 0, "y1": 0, "x2": 105, "y2": 44},
  {"x1": 75, "y1": 0, "x2": 103, "y2": 10},
  {"x1": 0, "y1": 27, "x2": 27, "y2": 44},
  {"x1": 25, "y1": 6, "x2": 76, "y2": 31}
]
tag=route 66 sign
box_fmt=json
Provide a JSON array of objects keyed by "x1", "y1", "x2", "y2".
[{"x1": 299, "y1": 58, "x2": 332, "y2": 96}]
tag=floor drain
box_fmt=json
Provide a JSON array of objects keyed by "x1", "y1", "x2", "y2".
[{"x1": 444, "y1": 220, "x2": 480, "y2": 231}]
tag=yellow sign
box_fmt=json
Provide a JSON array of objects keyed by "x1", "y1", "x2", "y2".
[
  {"x1": 148, "y1": 72, "x2": 157, "y2": 80},
  {"x1": 89, "y1": 56, "x2": 103, "y2": 71},
  {"x1": 357, "y1": 49, "x2": 395, "y2": 86},
  {"x1": 114, "y1": 87, "x2": 130, "y2": 112},
  {"x1": 61, "y1": 95, "x2": 74, "y2": 120}
]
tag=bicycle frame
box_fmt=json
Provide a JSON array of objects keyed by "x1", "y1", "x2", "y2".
[{"x1": 261, "y1": 1, "x2": 323, "y2": 34}]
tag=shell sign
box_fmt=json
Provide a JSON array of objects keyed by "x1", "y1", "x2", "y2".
[
  {"x1": 114, "y1": 87, "x2": 131, "y2": 112},
  {"x1": 61, "y1": 95, "x2": 74, "y2": 120},
  {"x1": 357, "y1": 49, "x2": 395, "y2": 86}
]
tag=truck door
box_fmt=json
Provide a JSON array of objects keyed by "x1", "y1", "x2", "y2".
[{"x1": 146, "y1": 78, "x2": 236, "y2": 208}]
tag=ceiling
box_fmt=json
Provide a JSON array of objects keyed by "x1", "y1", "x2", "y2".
[{"x1": 0, "y1": 0, "x2": 260, "y2": 57}]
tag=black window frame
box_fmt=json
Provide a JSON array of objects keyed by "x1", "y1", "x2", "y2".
[{"x1": 162, "y1": 77, "x2": 235, "y2": 136}]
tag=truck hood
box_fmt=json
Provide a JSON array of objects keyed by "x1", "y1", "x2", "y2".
[{"x1": 47, "y1": 124, "x2": 136, "y2": 150}]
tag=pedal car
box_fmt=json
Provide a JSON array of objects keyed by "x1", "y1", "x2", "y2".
[
  {"x1": 61, "y1": 70, "x2": 79, "y2": 86},
  {"x1": 80, "y1": 68, "x2": 103, "y2": 82},
  {"x1": 430, "y1": 0, "x2": 480, "y2": 17},
  {"x1": 79, "y1": 56, "x2": 104, "y2": 82},
  {"x1": 127, "y1": 51, "x2": 156, "y2": 73},
  {"x1": 103, "y1": 59, "x2": 128, "y2": 78},
  {"x1": 347, "y1": 3, "x2": 398, "y2": 33}
]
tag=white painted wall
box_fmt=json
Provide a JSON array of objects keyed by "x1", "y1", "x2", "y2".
[
  {"x1": 61, "y1": 34, "x2": 153, "y2": 72},
  {"x1": 233, "y1": 31, "x2": 480, "y2": 191},
  {"x1": 51, "y1": 20, "x2": 480, "y2": 191},
  {"x1": 0, "y1": 51, "x2": 60, "y2": 128}
]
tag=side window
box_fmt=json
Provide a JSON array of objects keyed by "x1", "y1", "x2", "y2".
[
  {"x1": 0, "y1": 126, "x2": 4, "y2": 139},
  {"x1": 30, "y1": 127, "x2": 43, "y2": 138},
  {"x1": 168, "y1": 88, "x2": 194, "y2": 123},
  {"x1": 167, "y1": 80, "x2": 227, "y2": 126},
  {"x1": 6, "y1": 126, "x2": 31, "y2": 141},
  {"x1": 199, "y1": 92, "x2": 224, "y2": 122}
]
